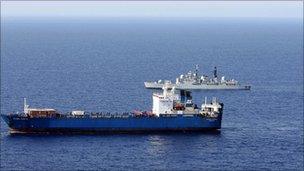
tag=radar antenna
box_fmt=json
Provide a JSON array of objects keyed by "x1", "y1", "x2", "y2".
[{"x1": 195, "y1": 65, "x2": 199, "y2": 75}]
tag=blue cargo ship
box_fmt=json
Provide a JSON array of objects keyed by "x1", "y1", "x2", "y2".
[{"x1": 1, "y1": 86, "x2": 223, "y2": 134}]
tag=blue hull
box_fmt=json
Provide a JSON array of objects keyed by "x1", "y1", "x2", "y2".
[{"x1": 1, "y1": 114, "x2": 222, "y2": 134}]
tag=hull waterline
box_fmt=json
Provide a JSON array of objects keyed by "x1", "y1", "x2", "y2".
[{"x1": 2, "y1": 114, "x2": 222, "y2": 134}]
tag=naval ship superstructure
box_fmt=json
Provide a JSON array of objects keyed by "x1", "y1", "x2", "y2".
[
  {"x1": 1, "y1": 85, "x2": 223, "y2": 134},
  {"x1": 144, "y1": 65, "x2": 251, "y2": 90}
]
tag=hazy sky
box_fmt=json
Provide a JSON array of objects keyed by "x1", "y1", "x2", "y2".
[{"x1": 2, "y1": 1, "x2": 303, "y2": 19}]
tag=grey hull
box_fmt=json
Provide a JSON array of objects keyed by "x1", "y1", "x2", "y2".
[{"x1": 144, "y1": 82, "x2": 251, "y2": 90}]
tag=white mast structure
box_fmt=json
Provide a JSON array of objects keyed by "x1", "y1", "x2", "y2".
[{"x1": 24, "y1": 98, "x2": 29, "y2": 114}]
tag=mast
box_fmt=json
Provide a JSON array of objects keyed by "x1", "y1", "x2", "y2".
[
  {"x1": 24, "y1": 98, "x2": 29, "y2": 114},
  {"x1": 195, "y1": 64, "x2": 199, "y2": 75},
  {"x1": 213, "y1": 66, "x2": 217, "y2": 78},
  {"x1": 205, "y1": 97, "x2": 207, "y2": 105},
  {"x1": 195, "y1": 64, "x2": 199, "y2": 81}
]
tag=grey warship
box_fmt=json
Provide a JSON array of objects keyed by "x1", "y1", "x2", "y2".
[{"x1": 144, "y1": 65, "x2": 251, "y2": 90}]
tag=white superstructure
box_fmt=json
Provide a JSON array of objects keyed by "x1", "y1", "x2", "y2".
[
  {"x1": 23, "y1": 98, "x2": 57, "y2": 117},
  {"x1": 152, "y1": 86, "x2": 179, "y2": 116},
  {"x1": 152, "y1": 84, "x2": 223, "y2": 117}
]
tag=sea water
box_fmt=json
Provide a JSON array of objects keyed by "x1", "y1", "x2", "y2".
[{"x1": 1, "y1": 18, "x2": 303, "y2": 170}]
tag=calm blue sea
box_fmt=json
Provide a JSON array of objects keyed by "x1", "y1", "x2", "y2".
[{"x1": 1, "y1": 18, "x2": 303, "y2": 170}]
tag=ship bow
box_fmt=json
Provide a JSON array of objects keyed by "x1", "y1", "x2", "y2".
[{"x1": 1, "y1": 114, "x2": 11, "y2": 126}]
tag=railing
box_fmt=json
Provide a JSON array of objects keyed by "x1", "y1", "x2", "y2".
[{"x1": 9, "y1": 112, "x2": 158, "y2": 119}]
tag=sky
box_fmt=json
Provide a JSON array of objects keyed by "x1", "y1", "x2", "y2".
[{"x1": 1, "y1": 1, "x2": 303, "y2": 19}]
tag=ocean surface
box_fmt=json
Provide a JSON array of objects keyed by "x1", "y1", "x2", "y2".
[{"x1": 1, "y1": 18, "x2": 303, "y2": 170}]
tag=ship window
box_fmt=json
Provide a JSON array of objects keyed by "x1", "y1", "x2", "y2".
[{"x1": 185, "y1": 104, "x2": 193, "y2": 107}]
